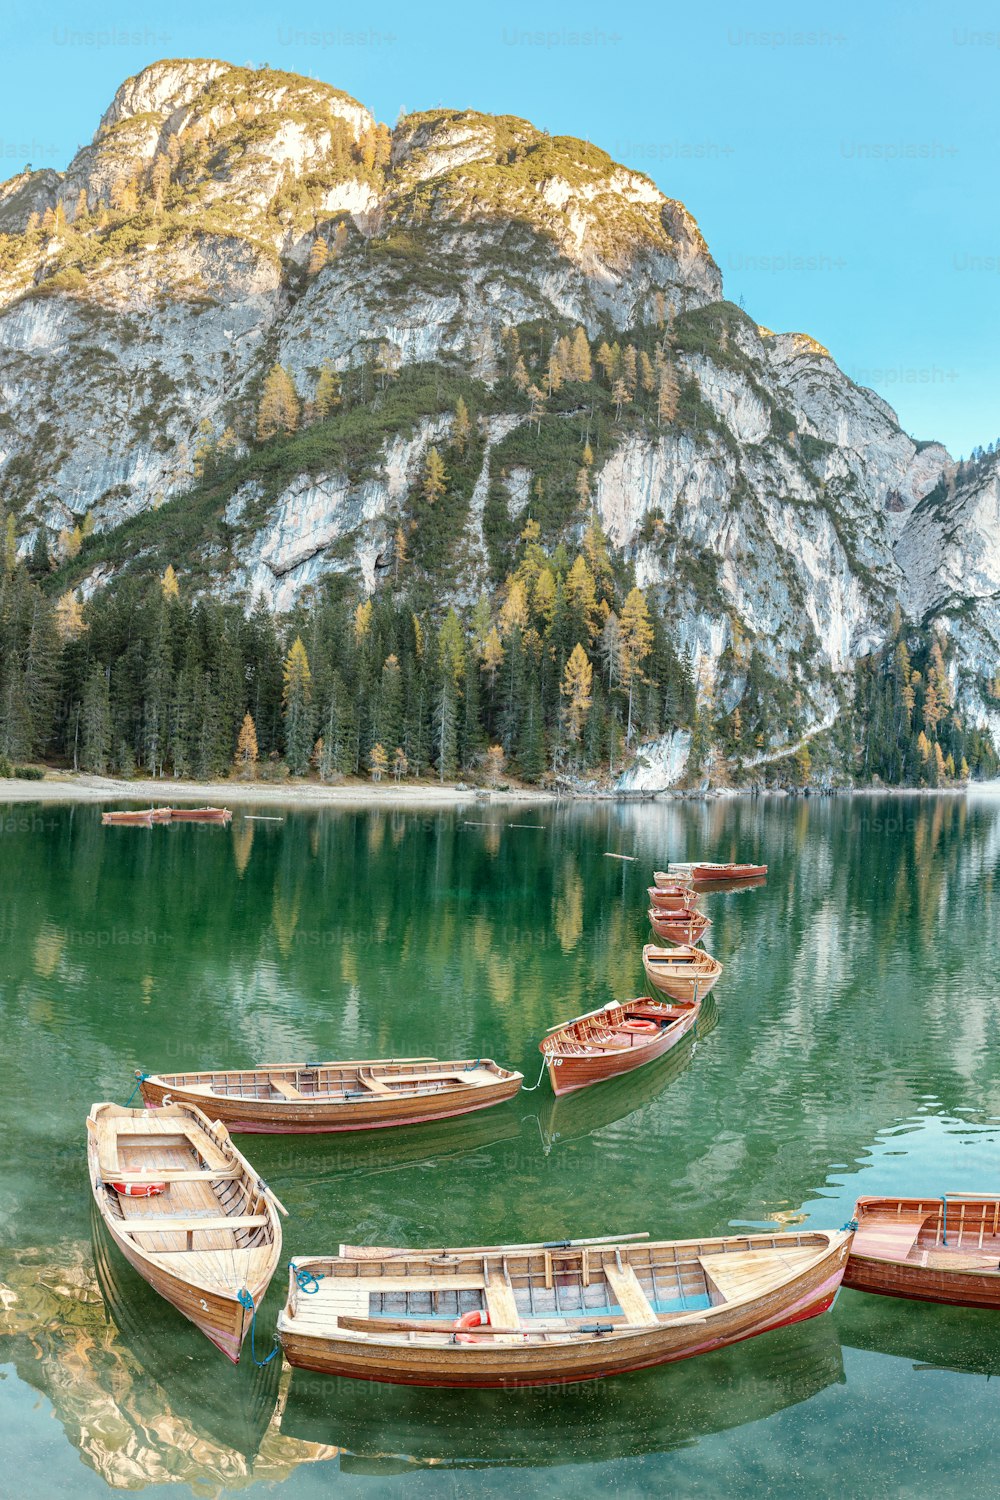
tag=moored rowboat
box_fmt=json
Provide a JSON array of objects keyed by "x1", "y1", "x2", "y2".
[
  {"x1": 648, "y1": 883, "x2": 699, "y2": 911},
  {"x1": 664, "y1": 862, "x2": 768, "y2": 882},
  {"x1": 276, "y1": 1228, "x2": 852, "y2": 1388},
  {"x1": 642, "y1": 943, "x2": 722, "y2": 1002},
  {"x1": 101, "y1": 809, "x2": 155, "y2": 826},
  {"x1": 843, "y1": 1194, "x2": 1000, "y2": 1308},
  {"x1": 138, "y1": 1057, "x2": 523, "y2": 1133},
  {"x1": 164, "y1": 806, "x2": 233, "y2": 823},
  {"x1": 539, "y1": 996, "x2": 699, "y2": 1097},
  {"x1": 86, "y1": 1100, "x2": 284, "y2": 1362},
  {"x1": 648, "y1": 906, "x2": 712, "y2": 944}
]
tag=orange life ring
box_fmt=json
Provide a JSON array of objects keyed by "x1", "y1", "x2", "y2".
[
  {"x1": 110, "y1": 1181, "x2": 166, "y2": 1197},
  {"x1": 622, "y1": 1018, "x2": 659, "y2": 1035},
  {"x1": 453, "y1": 1309, "x2": 490, "y2": 1342}
]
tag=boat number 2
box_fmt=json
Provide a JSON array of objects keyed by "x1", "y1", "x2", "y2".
[{"x1": 200, "y1": 1299, "x2": 208, "y2": 1310}]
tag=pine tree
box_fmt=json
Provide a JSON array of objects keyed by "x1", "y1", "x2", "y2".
[
  {"x1": 234, "y1": 712, "x2": 259, "y2": 777},
  {"x1": 622, "y1": 345, "x2": 638, "y2": 397},
  {"x1": 451, "y1": 397, "x2": 472, "y2": 455},
  {"x1": 307, "y1": 236, "x2": 328, "y2": 275},
  {"x1": 80, "y1": 666, "x2": 111, "y2": 773},
  {"x1": 565, "y1": 555, "x2": 599, "y2": 642},
  {"x1": 282, "y1": 636, "x2": 314, "y2": 774},
  {"x1": 480, "y1": 626, "x2": 504, "y2": 690},
  {"x1": 657, "y1": 361, "x2": 680, "y2": 426},
  {"x1": 3, "y1": 513, "x2": 16, "y2": 575},
  {"x1": 369, "y1": 742, "x2": 388, "y2": 781},
  {"x1": 561, "y1": 643, "x2": 593, "y2": 749},
  {"x1": 257, "y1": 364, "x2": 300, "y2": 442},
  {"x1": 422, "y1": 447, "x2": 447, "y2": 505},
  {"x1": 54, "y1": 591, "x2": 86, "y2": 640},
  {"x1": 484, "y1": 744, "x2": 506, "y2": 786},
  {"x1": 596, "y1": 342, "x2": 616, "y2": 384},
  {"x1": 314, "y1": 360, "x2": 341, "y2": 421},
  {"x1": 427, "y1": 610, "x2": 462, "y2": 781},
  {"x1": 620, "y1": 587, "x2": 654, "y2": 742},
  {"x1": 569, "y1": 327, "x2": 592, "y2": 382}
]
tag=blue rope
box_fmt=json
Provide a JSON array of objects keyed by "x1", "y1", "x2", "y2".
[
  {"x1": 124, "y1": 1072, "x2": 148, "y2": 1107},
  {"x1": 841, "y1": 1217, "x2": 858, "y2": 1233},
  {"x1": 291, "y1": 1262, "x2": 324, "y2": 1294},
  {"x1": 237, "y1": 1288, "x2": 278, "y2": 1366}
]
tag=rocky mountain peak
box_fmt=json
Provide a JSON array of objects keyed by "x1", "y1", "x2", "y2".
[
  {"x1": 97, "y1": 57, "x2": 232, "y2": 134},
  {"x1": 0, "y1": 58, "x2": 995, "y2": 762}
]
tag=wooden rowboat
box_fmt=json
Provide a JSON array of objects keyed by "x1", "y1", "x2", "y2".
[
  {"x1": 138, "y1": 1058, "x2": 523, "y2": 1134},
  {"x1": 165, "y1": 806, "x2": 233, "y2": 823},
  {"x1": 642, "y1": 943, "x2": 722, "y2": 1002},
  {"x1": 648, "y1": 906, "x2": 712, "y2": 944},
  {"x1": 539, "y1": 996, "x2": 699, "y2": 1097},
  {"x1": 101, "y1": 809, "x2": 155, "y2": 826},
  {"x1": 665, "y1": 861, "x2": 768, "y2": 882},
  {"x1": 648, "y1": 884, "x2": 700, "y2": 911},
  {"x1": 843, "y1": 1194, "x2": 1000, "y2": 1308},
  {"x1": 86, "y1": 1101, "x2": 284, "y2": 1362},
  {"x1": 276, "y1": 1228, "x2": 852, "y2": 1388}
]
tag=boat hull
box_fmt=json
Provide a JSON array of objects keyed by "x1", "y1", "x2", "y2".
[
  {"x1": 542, "y1": 1001, "x2": 699, "y2": 1097},
  {"x1": 278, "y1": 1234, "x2": 851, "y2": 1388},
  {"x1": 648, "y1": 908, "x2": 710, "y2": 944},
  {"x1": 97, "y1": 1213, "x2": 262, "y2": 1361},
  {"x1": 843, "y1": 1195, "x2": 1000, "y2": 1309},
  {"x1": 140, "y1": 1062, "x2": 522, "y2": 1134},
  {"x1": 648, "y1": 885, "x2": 699, "y2": 912},
  {"x1": 642, "y1": 945, "x2": 722, "y2": 1002},
  {"x1": 86, "y1": 1102, "x2": 282, "y2": 1363}
]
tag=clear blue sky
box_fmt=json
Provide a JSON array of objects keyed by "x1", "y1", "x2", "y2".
[{"x1": 2, "y1": 0, "x2": 996, "y2": 455}]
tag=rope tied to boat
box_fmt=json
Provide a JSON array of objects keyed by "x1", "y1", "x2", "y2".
[
  {"x1": 291, "y1": 1262, "x2": 325, "y2": 1294},
  {"x1": 841, "y1": 1218, "x2": 858, "y2": 1233},
  {"x1": 237, "y1": 1288, "x2": 278, "y2": 1366},
  {"x1": 520, "y1": 1056, "x2": 548, "y2": 1093},
  {"x1": 124, "y1": 1072, "x2": 149, "y2": 1107}
]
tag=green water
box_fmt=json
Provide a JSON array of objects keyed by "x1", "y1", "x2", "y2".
[{"x1": 1, "y1": 793, "x2": 999, "y2": 1497}]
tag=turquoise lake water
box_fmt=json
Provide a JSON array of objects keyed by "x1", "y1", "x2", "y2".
[{"x1": 1, "y1": 792, "x2": 998, "y2": 1496}]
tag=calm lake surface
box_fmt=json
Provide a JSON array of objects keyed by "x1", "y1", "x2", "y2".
[{"x1": 1, "y1": 792, "x2": 999, "y2": 1497}]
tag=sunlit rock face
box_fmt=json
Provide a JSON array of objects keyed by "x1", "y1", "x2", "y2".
[{"x1": 0, "y1": 57, "x2": 991, "y2": 736}]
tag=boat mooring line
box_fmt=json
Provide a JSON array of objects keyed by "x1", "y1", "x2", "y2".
[
  {"x1": 521, "y1": 1057, "x2": 548, "y2": 1092},
  {"x1": 123, "y1": 1072, "x2": 149, "y2": 1108},
  {"x1": 291, "y1": 1262, "x2": 325, "y2": 1295},
  {"x1": 237, "y1": 1288, "x2": 279, "y2": 1366}
]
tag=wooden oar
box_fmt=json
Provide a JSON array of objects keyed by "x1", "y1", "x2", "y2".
[
  {"x1": 255, "y1": 1056, "x2": 438, "y2": 1071},
  {"x1": 338, "y1": 1232, "x2": 651, "y2": 1259},
  {"x1": 337, "y1": 1315, "x2": 627, "y2": 1337}
]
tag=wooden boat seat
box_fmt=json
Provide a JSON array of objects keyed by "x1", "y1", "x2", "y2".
[
  {"x1": 118, "y1": 1213, "x2": 269, "y2": 1235},
  {"x1": 603, "y1": 1260, "x2": 659, "y2": 1326},
  {"x1": 919, "y1": 1249, "x2": 1000, "y2": 1271},
  {"x1": 108, "y1": 1167, "x2": 241, "y2": 1183},
  {"x1": 357, "y1": 1072, "x2": 395, "y2": 1094},
  {"x1": 699, "y1": 1248, "x2": 808, "y2": 1303},
  {"x1": 484, "y1": 1267, "x2": 522, "y2": 1333},
  {"x1": 108, "y1": 1118, "x2": 232, "y2": 1170},
  {"x1": 270, "y1": 1079, "x2": 304, "y2": 1100},
  {"x1": 853, "y1": 1217, "x2": 928, "y2": 1261}
]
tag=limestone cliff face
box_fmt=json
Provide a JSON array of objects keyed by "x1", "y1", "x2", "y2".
[{"x1": 0, "y1": 58, "x2": 991, "y2": 750}]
